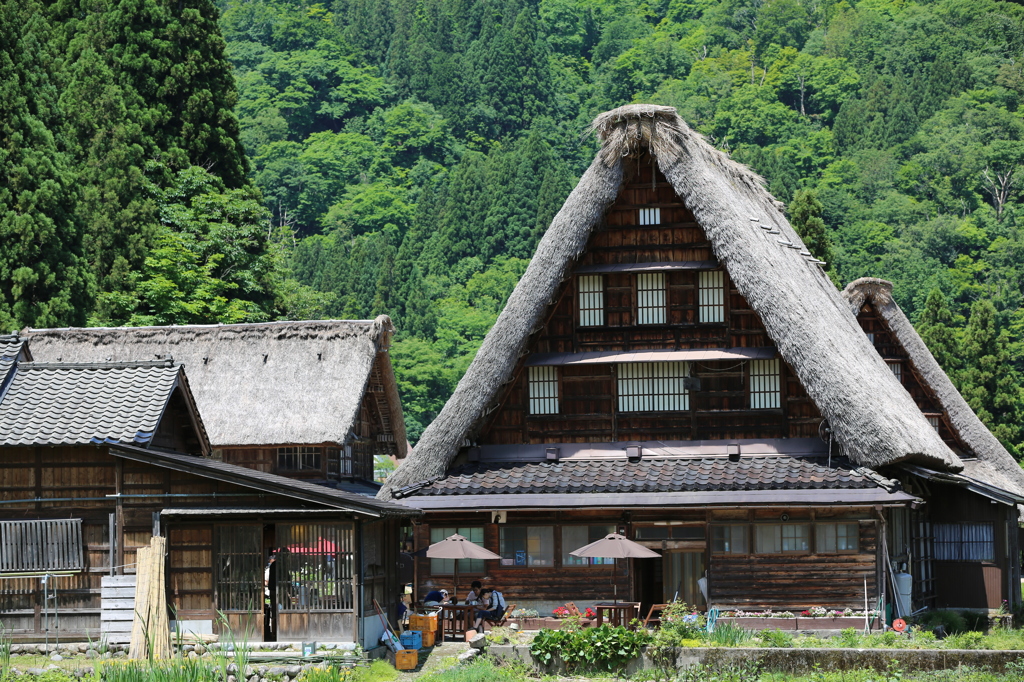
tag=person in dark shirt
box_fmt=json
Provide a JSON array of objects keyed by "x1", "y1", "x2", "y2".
[{"x1": 424, "y1": 589, "x2": 449, "y2": 606}]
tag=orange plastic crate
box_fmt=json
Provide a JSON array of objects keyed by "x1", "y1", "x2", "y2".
[
  {"x1": 421, "y1": 629, "x2": 435, "y2": 647},
  {"x1": 409, "y1": 613, "x2": 438, "y2": 632},
  {"x1": 392, "y1": 649, "x2": 418, "y2": 670}
]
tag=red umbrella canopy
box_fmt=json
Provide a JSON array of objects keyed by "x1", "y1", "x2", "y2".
[
  {"x1": 569, "y1": 533, "x2": 661, "y2": 559},
  {"x1": 424, "y1": 534, "x2": 501, "y2": 560}
]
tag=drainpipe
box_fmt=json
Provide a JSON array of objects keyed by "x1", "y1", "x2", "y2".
[{"x1": 876, "y1": 506, "x2": 888, "y2": 624}]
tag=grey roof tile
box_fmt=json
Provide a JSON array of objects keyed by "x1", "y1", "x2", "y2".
[
  {"x1": 411, "y1": 456, "x2": 896, "y2": 497},
  {"x1": 0, "y1": 361, "x2": 180, "y2": 447}
]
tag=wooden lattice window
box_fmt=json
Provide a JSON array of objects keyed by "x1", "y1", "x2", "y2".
[
  {"x1": 755, "y1": 524, "x2": 810, "y2": 554},
  {"x1": 866, "y1": 332, "x2": 875, "y2": 344},
  {"x1": 528, "y1": 366, "x2": 559, "y2": 415},
  {"x1": 887, "y1": 360, "x2": 903, "y2": 383},
  {"x1": 0, "y1": 519, "x2": 83, "y2": 574},
  {"x1": 578, "y1": 275, "x2": 604, "y2": 327},
  {"x1": 815, "y1": 523, "x2": 859, "y2": 554},
  {"x1": 749, "y1": 358, "x2": 781, "y2": 409},
  {"x1": 216, "y1": 525, "x2": 262, "y2": 611},
  {"x1": 639, "y1": 207, "x2": 661, "y2": 225},
  {"x1": 698, "y1": 270, "x2": 725, "y2": 323},
  {"x1": 430, "y1": 526, "x2": 485, "y2": 574},
  {"x1": 711, "y1": 525, "x2": 748, "y2": 555},
  {"x1": 636, "y1": 272, "x2": 666, "y2": 325},
  {"x1": 276, "y1": 523, "x2": 354, "y2": 611},
  {"x1": 934, "y1": 523, "x2": 994, "y2": 562},
  {"x1": 927, "y1": 416, "x2": 940, "y2": 433},
  {"x1": 617, "y1": 362, "x2": 689, "y2": 412},
  {"x1": 562, "y1": 525, "x2": 616, "y2": 566},
  {"x1": 277, "y1": 446, "x2": 321, "y2": 471}
]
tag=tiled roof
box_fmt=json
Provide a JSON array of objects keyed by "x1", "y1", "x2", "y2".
[
  {"x1": 0, "y1": 335, "x2": 25, "y2": 359},
  {"x1": 407, "y1": 456, "x2": 897, "y2": 497},
  {"x1": 0, "y1": 361, "x2": 181, "y2": 447},
  {"x1": 110, "y1": 444, "x2": 417, "y2": 517}
]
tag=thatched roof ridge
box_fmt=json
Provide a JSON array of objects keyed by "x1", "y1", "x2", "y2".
[
  {"x1": 23, "y1": 317, "x2": 406, "y2": 451},
  {"x1": 378, "y1": 104, "x2": 958, "y2": 500},
  {"x1": 843, "y1": 277, "x2": 1024, "y2": 496}
]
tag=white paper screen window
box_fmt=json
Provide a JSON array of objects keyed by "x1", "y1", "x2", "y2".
[
  {"x1": 749, "y1": 358, "x2": 781, "y2": 409},
  {"x1": 928, "y1": 416, "x2": 940, "y2": 433},
  {"x1": 639, "y1": 207, "x2": 661, "y2": 225},
  {"x1": 698, "y1": 270, "x2": 725, "y2": 323},
  {"x1": 887, "y1": 360, "x2": 903, "y2": 383},
  {"x1": 528, "y1": 366, "x2": 559, "y2": 415},
  {"x1": 617, "y1": 362, "x2": 689, "y2": 412},
  {"x1": 578, "y1": 275, "x2": 604, "y2": 327},
  {"x1": 866, "y1": 332, "x2": 875, "y2": 344},
  {"x1": 636, "y1": 272, "x2": 666, "y2": 324}
]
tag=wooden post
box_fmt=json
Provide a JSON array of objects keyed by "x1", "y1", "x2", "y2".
[{"x1": 115, "y1": 460, "x2": 124, "y2": 575}]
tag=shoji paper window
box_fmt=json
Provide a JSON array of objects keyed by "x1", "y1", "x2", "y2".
[
  {"x1": 637, "y1": 272, "x2": 666, "y2": 325},
  {"x1": 698, "y1": 270, "x2": 725, "y2": 323},
  {"x1": 578, "y1": 275, "x2": 604, "y2": 327},
  {"x1": 749, "y1": 358, "x2": 781, "y2": 409},
  {"x1": 639, "y1": 207, "x2": 661, "y2": 225},
  {"x1": 528, "y1": 366, "x2": 559, "y2": 415},
  {"x1": 887, "y1": 360, "x2": 903, "y2": 383},
  {"x1": 617, "y1": 362, "x2": 689, "y2": 412}
]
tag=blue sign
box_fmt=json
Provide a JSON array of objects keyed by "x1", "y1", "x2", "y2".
[{"x1": 515, "y1": 550, "x2": 526, "y2": 566}]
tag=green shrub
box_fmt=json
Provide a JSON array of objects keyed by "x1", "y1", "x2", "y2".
[
  {"x1": 758, "y1": 628, "x2": 794, "y2": 648},
  {"x1": 529, "y1": 624, "x2": 649, "y2": 673},
  {"x1": 945, "y1": 630, "x2": 987, "y2": 650},
  {"x1": 915, "y1": 610, "x2": 967, "y2": 634},
  {"x1": 837, "y1": 627, "x2": 860, "y2": 648}
]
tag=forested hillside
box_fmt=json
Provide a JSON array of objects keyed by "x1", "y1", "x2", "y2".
[{"x1": 4, "y1": 0, "x2": 1024, "y2": 454}]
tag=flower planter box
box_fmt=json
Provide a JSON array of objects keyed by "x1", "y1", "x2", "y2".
[
  {"x1": 717, "y1": 616, "x2": 879, "y2": 631},
  {"x1": 511, "y1": 616, "x2": 597, "y2": 630}
]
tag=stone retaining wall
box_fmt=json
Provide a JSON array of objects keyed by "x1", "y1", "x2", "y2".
[{"x1": 488, "y1": 644, "x2": 1024, "y2": 674}]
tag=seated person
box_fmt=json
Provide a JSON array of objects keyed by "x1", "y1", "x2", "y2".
[
  {"x1": 423, "y1": 588, "x2": 450, "y2": 606},
  {"x1": 465, "y1": 580, "x2": 483, "y2": 605},
  {"x1": 472, "y1": 588, "x2": 507, "y2": 630}
]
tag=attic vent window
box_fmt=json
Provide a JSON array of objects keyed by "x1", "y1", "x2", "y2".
[
  {"x1": 865, "y1": 332, "x2": 875, "y2": 344},
  {"x1": 749, "y1": 358, "x2": 781, "y2": 409},
  {"x1": 639, "y1": 207, "x2": 661, "y2": 225},
  {"x1": 927, "y1": 416, "x2": 940, "y2": 433},
  {"x1": 886, "y1": 360, "x2": 903, "y2": 383},
  {"x1": 617, "y1": 362, "x2": 689, "y2": 412},
  {"x1": 636, "y1": 272, "x2": 666, "y2": 325},
  {"x1": 278, "y1": 446, "x2": 322, "y2": 472},
  {"x1": 578, "y1": 275, "x2": 604, "y2": 327},
  {"x1": 698, "y1": 270, "x2": 725, "y2": 323},
  {"x1": 528, "y1": 366, "x2": 559, "y2": 415}
]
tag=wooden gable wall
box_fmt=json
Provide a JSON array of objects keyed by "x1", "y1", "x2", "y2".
[
  {"x1": 853, "y1": 303, "x2": 964, "y2": 452},
  {"x1": 479, "y1": 158, "x2": 823, "y2": 445}
]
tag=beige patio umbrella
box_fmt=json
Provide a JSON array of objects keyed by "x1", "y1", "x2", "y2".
[
  {"x1": 424, "y1": 534, "x2": 500, "y2": 599},
  {"x1": 570, "y1": 533, "x2": 661, "y2": 603}
]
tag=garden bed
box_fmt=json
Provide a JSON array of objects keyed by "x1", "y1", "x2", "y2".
[{"x1": 718, "y1": 616, "x2": 881, "y2": 631}]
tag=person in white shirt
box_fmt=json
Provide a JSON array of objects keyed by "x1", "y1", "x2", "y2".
[{"x1": 472, "y1": 588, "x2": 507, "y2": 630}]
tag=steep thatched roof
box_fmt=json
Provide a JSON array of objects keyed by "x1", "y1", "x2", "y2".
[
  {"x1": 843, "y1": 277, "x2": 1024, "y2": 497},
  {"x1": 23, "y1": 318, "x2": 406, "y2": 452},
  {"x1": 379, "y1": 104, "x2": 959, "y2": 500}
]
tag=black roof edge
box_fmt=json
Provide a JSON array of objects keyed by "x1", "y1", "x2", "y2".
[
  {"x1": 108, "y1": 444, "x2": 419, "y2": 518},
  {"x1": 901, "y1": 464, "x2": 1024, "y2": 505}
]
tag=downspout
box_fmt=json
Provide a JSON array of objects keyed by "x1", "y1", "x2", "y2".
[{"x1": 876, "y1": 507, "x2": 888, "y2": 624}]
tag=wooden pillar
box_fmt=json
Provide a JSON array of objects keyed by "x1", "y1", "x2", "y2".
[{"x1": 115, "y1": 459, "x2": 125, "y2": 575}]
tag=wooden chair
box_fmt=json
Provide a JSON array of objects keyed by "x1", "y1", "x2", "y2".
[
  {"x1": 482, "y1": 602, "x2": 515, "y2": 631},
  {"x1": 644, "y1": 603, "x2": 669, "y2": 628}
]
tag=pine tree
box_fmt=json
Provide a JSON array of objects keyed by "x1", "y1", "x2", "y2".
[
  {"x1": 958, "y1": 300, "x2": 1022, "y2": 455},
  {"x1": 917, "y1": 289, "x2": 959, "y2": 375},
  {"x1": 0, "y1": 0, "x2": 90, "y2": 329},
  {"x1": 788, "y1": 189, "x2": 837, "y2": 285}
]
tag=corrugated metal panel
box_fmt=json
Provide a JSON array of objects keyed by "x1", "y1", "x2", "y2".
[
  {"x1": 0, "y1": 519, "x2": 83, "y2": 573},
  {"x1": 526, "y1": 346, "x2": 776, "y2": 367}
]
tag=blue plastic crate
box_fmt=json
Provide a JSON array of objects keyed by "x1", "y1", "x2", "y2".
[{"x1": 400, "y1": 630, "x2": 423, "y2": 650}]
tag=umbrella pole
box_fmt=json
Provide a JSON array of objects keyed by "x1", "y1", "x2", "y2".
[{"x1": 454, "y1": 560, "x2": 459, "y2": 603}]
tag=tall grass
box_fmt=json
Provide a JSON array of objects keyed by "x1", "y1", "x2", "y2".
[{"x1": 0, "y1": 623, "x2": 12, "y2": 682}]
